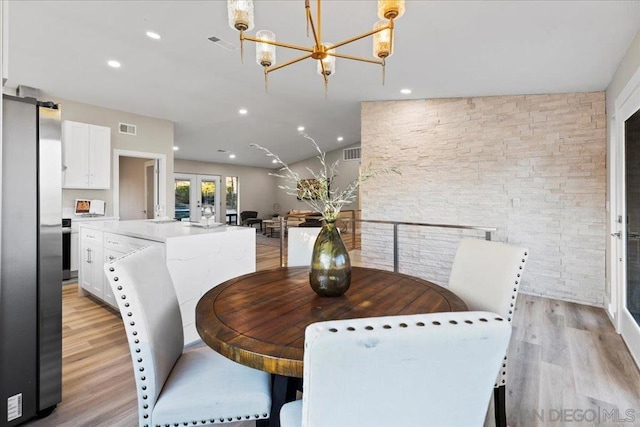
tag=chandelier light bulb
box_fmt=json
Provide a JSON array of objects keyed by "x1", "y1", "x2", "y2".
[
  {"x1": 373, "y1": 21, "x2": 393, "y2": 58},
  {"x1": 255, "y1": 30, "x2": 276, "y2": 67},
  {"x1": 227, "y1": 0, "x2": 254, "y2": 31},
  {"x1": 317, "y1": 43, "x2": 336, "y2": 76},
  {"x1": 378, "y1": 0, "x2": 405, "y2": 20}
]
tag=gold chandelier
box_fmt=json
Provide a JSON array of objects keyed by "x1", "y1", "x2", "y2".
[{"x1": 227, "y1": 0, "x2": 406, "y2": 92}]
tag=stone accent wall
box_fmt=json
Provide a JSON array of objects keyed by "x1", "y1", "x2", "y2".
[{"x1": 360, "y1": 93, "x2": 606, "y2": 306}]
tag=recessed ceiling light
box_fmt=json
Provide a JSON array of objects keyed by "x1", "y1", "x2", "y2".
[
  {"x1": 173, "y1": 146, "x2": 179, "y2": 151},
  {"x1": 229, "y1": 154, "x2": 236, "y2": 159},
  {"x1": 297, "y1": 126, "x2": 305, "y2": 132},
  {"x1": 272, "y1": 159, "x2": 278, "y2": 164},
  {"x1": 107, "y1": 60, "x2": 121, "y2": 68},
  {"x1": 239, "y1": 108, "x2": 248, "y2": 115},
  {"x1": 400, "y1": 88, "x2": 412, "y2": 94},
  {"x1": 337, "y1": 136, "x2": 344, "y2": 142},
  {"x1": 146, "y1": 31, "x2": 161, "y2": 40}
]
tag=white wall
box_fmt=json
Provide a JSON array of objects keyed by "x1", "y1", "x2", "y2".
[
  {"x1": 361, "y1": 93, "x2": 606, "y2": 306},
  {"x1": 42, "y1": 96, "x2": 174, "y2": 217},
  {"x1": 274, "y1": 143, "x2": 361, "y2": 214},
  {"x1": 174, "y1": 159, "x2": 278, "y2": 220}
]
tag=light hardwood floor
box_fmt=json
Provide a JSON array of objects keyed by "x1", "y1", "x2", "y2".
[{"x1": 26, "y1": 242, "x2": 640, "y2": 426}]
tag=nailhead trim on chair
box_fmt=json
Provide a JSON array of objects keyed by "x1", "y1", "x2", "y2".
[
  {"x1": 494, "y1": 249, "x2": 528, "y2": 388},
  {"x1": 108, "y1": 249, "x2": 272, "y2": 426},
  {"x1": 310, "y1": 313, "x2": 507, "y2": 336}
]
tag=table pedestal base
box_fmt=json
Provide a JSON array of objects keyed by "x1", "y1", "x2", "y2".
[{"x1": 270, "y1": 375, "x2": 302, "y2": 427}]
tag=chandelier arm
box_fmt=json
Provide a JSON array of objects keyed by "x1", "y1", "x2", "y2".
[
  {"x1": 306, "y1": 5, "x2": 321, "y2": 48},
  {"x1": 317, "y1": 0, "x2": 322, "y2": 46},
  {"x1": 240, "y1": 30, "x2": 245, "y2": 64},
  {"x1": 306, "y1": 0, "x2": 311, "y2": 38},
  {"x1": 326, "y1": 23, "x2": 393, "y2": 51},
  {"x1": 242, "y1": 36, "x2": 314, "y2": 53},
  {"x1": 388, "y1": 18, "x2": 395, "y2": 56},
  {"x1": 329, "y1": 51, "x2": 385, "y2": 65},
  {"x1": 382, "y1": 58, "x2": 386, "y2": 85},
  {"x1": 266, "y1": 53, "x2": 314, "y2": 73}
]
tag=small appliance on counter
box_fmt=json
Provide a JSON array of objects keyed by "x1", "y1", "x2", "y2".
[{"x1": 74, "y1": 199, "x2": 106, "y2": 216}]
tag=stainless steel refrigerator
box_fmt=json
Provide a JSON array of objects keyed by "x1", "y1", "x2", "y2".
[{"x1": 0, "y1": 95, "x2": 62, "y2": 426}]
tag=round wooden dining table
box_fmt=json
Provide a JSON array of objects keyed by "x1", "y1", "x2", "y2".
[{"x1": 196, "y1": 266, "x2": 467, "y2": 427}]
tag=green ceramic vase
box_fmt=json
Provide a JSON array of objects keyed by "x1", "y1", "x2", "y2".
[{"x1": 309, "y1": 221, "x2": 351, "y2": 297}]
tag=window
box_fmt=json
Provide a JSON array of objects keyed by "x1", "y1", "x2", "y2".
[{"x1": 226, "y1": 176, "x2": 239, "y2": 224}]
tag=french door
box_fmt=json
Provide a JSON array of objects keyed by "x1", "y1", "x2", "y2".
[
  {"x1": 613, "y1": 74, "x2": 640, "y2": 369},
  {"x1": 174, "y1": 173, "x2": 221, "y2": 223}
]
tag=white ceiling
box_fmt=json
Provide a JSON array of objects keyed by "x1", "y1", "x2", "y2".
[{"x1": 6, "y1": 0, "x2": 640, "y2": 168}]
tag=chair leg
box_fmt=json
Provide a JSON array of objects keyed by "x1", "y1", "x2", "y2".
[{"x1": 494, "y1": 385, "x2": 507, "y2": 427}]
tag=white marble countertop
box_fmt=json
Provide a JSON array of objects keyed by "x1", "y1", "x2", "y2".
[
  {"x1": 71, "y1": 216, "x2": 119, "y2": 222},
  {"x1": 78, "y1": 219, "x2": 250, "y2": 242}
]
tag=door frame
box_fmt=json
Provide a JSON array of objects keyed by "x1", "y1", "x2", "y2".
[
  {"x1": 144, "y1": 160, "x2": 157, "y2": 219},
  {"x1": 113, "y1": 149, "x2": 166, "y2": 220},
  {"x1": 611, "y1": 64, "x2": 640, "y2": 369}
]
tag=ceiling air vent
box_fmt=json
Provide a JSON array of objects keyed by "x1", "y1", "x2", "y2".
[
  {"x1": 208, "y1": 36, "x2": 239, "y2": 51},
  {"x1": 119, "y1": 122, "x2": 136, "y2": 136},
  {"x1": 343, "y1": 147, "x2": 361, "y2": 161}
]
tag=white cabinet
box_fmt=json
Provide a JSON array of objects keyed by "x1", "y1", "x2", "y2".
[
  {"x1": 1, "y1": 0, "x2": 8, "y2": 82},
  {"x1": 79, "y1": 227, "x2": 163, "y2": 309},
  {"x1": 71, "y1": 218, "x2": 116, "y2": 276},
  {"x1": 62, "y1": 120, "x2": 111, "y2": 189},
  {"x1": 79, "y1": 228, "x2": 104, "y2": 298},
  {"x1": 70, "y1": 230, "x2": 78, "y2": 272},
  {"x1": 102, "y1": 249, "x2": 121, "y2": 307}
]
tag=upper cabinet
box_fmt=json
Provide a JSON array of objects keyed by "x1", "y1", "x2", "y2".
[
  {"x1": 1, "y1": 0, "x2": 8, "y2": 83},
  {"x1": 62, "y1": 120, "x2": 111, "y2": 189}
]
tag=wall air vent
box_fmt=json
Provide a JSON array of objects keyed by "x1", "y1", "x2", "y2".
[
  {"x1": 343, "y1": 147, "x2": 361, "y2": 161},
  {"x1": 119, "y1": 122, "x2": 136, "y2": 135}
]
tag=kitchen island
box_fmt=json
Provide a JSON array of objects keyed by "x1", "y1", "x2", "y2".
[{"x1": 78, "y1": 220, "x2": 256, "y2": 345}]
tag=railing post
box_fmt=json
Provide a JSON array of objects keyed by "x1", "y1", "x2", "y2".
[
  {"x1": 393, "y1": 223, "x2": 399, "y2": 273},
  {"x1": 351, "y1": 210, "x2": 356, "y2": 250},
  {"x1": 280, "y1": 215, "x2": 285, "y2": 267}
]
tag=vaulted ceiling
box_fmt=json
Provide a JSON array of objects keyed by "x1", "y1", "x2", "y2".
[{"x1": 6, "y1": 1, "x2": 640, "y2": 167}]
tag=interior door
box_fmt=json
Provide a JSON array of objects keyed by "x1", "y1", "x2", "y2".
[
  {"x1": 616, "y1": 83, "x2": 640, "y2": 369},
  {"x1": 144, "y1": 160, "x2": 157, "y2": 219},
  {"x1": 174, "y1": 173, "x2": 221, "y2": 222},
  {"x1": 622, "y1": 108, "x2": 640, "y2": 367}
]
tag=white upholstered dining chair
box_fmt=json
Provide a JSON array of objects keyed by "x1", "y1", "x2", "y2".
[
  {"x1": 448, "y1": 238, "x2": 529, "y2": 427},
  {"x1": 287, "y1": 227, "x2": 321, "y2": 267},
  {"x1": 280, "y1": 311, "x2": 512, "y2": 427},
  {"x1": 104, "y1": 246, "x2": 271, "y2": 427}
]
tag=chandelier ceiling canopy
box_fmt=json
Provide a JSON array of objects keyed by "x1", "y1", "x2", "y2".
[{"x1": 227, "y1": 0, "x2": 406, "y2": 93}]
